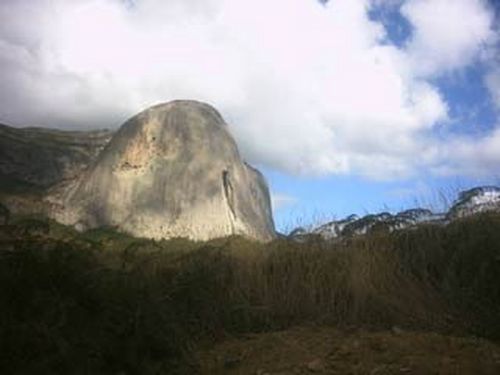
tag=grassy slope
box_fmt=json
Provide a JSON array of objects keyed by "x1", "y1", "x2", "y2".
[{"x1": 0, "y1": 213, "x2": 499, "y2": 374}]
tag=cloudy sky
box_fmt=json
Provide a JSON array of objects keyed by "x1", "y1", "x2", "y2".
[{"x1": 1, "y1": 0, "x2": 499, "y2": 231}]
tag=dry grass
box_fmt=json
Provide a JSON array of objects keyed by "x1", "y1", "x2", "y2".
[
  {"x1": 0, "y1": 213, "x2": 499, "y2": 373},
  {"x1": 195, "y1": 325, "x2": 500, "y2": 374}
]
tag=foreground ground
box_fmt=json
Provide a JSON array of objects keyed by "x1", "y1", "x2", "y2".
[
  {"x1": 194, "y1": 326, "x2": 500, "y2": 375},
  {"x1": 0, "y1": 213, "x2": 499, "y2": 373}
]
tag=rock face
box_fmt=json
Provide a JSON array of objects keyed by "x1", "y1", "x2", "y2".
[
  {"x1": 49, "y1": 100, "x2": 276, "y2": 242},
  {"x1": 447, "y1": 186, "x2": 500, "y2": 220},
  {"x1": 312, "y1": 214, "x2": 360, "y2": 239}
]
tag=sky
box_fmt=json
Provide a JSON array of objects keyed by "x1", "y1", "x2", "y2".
[{"x1": 1, "y1": 0, "x2": 499, "y2": 232}]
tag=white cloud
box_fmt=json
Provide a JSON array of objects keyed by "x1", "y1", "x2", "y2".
[
  {"x1": 486, "y1": 67, "x2": 500, "y2": 109},
  {"x1": 0, "y1": 0, "x2": 497, "y2": 179},
  {"x1": 401, "y1": 0, "x2": 495, "y2": 76},
  {"x1": 431, "y1": 126, "x2": 500, "y2": 177},
  {"x1": 271, "y1": 193, "x2": 298, "y2": 210},
  {"x1": 386, "y1": 180, "x2": 431, "y2": 200}
]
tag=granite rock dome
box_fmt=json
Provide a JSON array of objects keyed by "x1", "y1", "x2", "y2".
[{"x1": 49, "y1": 100, "x2": 275, "y2": 241}]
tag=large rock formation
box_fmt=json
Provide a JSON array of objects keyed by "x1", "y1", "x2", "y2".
[{"x1": 48, "y1": 100, "x2": 275, "y2": 241}]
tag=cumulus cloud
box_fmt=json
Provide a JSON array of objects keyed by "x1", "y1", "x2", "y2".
[
  {"x1": 0, "y1": 0, "x2": 498, "y2": 179},
  {"x1": 401, "y1": 0, "x2": 495, "y2": 76},
  {"x1": 271, "y1": 193, "x2": 299, "y2": 210},
  {"x1": 432, "y1": 126, "x2": 500, "y2": 177}
]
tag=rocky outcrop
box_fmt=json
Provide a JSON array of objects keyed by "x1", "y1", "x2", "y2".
[
  {"x1": 312, "y1": 214, "x2": 360, "y2": 239},
  {"x1": 48, "y1": 100, "x2": 275, "y2": 242},
  {"x1": 291, "y1": 187, "x2": 500, "y2": 241},
  {"x1": 447, "y1": 186, "x2": 500, "y2": 220},
  {"x1": 304, "y1": 209, "x2": 445, "y2": 241}
]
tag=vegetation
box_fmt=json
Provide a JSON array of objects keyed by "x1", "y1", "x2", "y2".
[{"x1": 0, "y1": 213, "x2": 499, "y2": 373}]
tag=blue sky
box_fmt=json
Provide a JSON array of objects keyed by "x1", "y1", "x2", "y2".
[
  {"x1": 266, "y1": 0, "x2": 500, "y2": 231},
  {"x1": 266, "y1": 168, "x2": 500, "y2": 232},
  {"x1": 0, "y1": 0, "x2": 499, "y2": 232}
]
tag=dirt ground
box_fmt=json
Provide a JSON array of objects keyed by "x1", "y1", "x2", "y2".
[{"x1": 194, "y1": 326, "x2": 500, "y2": 375}]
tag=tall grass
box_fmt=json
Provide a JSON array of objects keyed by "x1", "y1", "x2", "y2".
[{"x1": 0, "y1": 213, "x2": 499, "y2": 373}]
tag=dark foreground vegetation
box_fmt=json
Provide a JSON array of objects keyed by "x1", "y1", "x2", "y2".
[{"x1": 0, "y1": 214, "x2": 499, "y2": 374}]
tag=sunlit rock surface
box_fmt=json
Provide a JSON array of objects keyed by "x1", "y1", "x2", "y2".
[
  {"x1": 312, "y1": 214, "x2": 359, "y2": 239},
  {"x1": 48, "y1": 100, "x2": 276, "y2": 242},
  {"x1": 447, "y1": 186, "x2": 500, "y2": 220}
]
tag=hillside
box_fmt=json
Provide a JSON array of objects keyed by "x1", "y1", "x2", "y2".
[
  {"x1": 1, "y1": 211, "x2": 499, "y2": 373},
  {"x1": 0, "y1": 123, "x2": 113, "y2": 193}
]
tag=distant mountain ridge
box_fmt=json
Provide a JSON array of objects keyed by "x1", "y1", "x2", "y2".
[
  {"x1": 447, "y1": 186, "x2": 500, "y2": 219},
  {"x1": 0, "y1": 123, "x2": 113, "y2": 191},
  {"x1": 290, "y1": 186, "x2": 500, "y2": 241}
]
